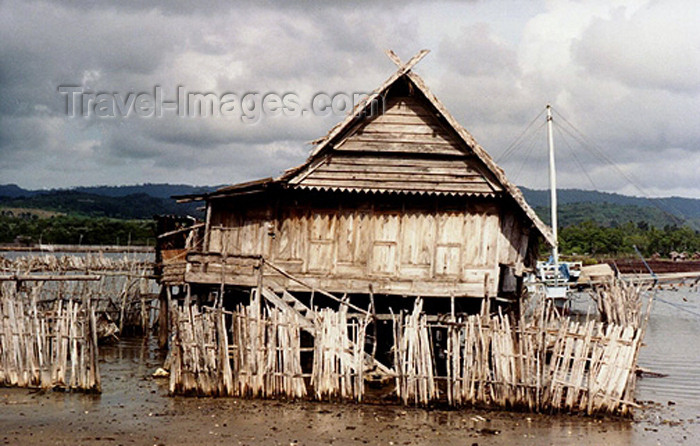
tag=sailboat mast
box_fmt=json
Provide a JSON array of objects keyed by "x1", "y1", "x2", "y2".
[{"x1": 546, "y1": 104, "x2": 559, "y2": 272}]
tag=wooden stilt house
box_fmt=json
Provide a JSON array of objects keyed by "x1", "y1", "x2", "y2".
[{"x1": 163, "y1": 50, "x2": 554, "y2": 311}]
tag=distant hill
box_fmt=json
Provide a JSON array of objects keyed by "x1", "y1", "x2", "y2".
[
  {"x1": 73, "y1": 183, "x2": 219, "y2": 200},
  {"x1": 519, "y1": 187, "x2": 700, "y2": 229},
  {"x1": 520, "y1": 187, "x2": 700, "y2": 220},
  {"x1": 533, "y1": 202, "x2": 685, "y2": 229},
  {"x1": 0, "y1": 184, "x2": 218, "y2": 219},
  {"x1": 1, "y1": 191, "x2": 178, "y2": 219},
  {"x1": 0, "y1": 183, "x2": 217, "y2": 201},
  {"x1": 0, "y1": 184, "x2": 38, "y2": 198}
]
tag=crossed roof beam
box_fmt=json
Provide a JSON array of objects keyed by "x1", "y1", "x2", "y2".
[{"x1": 307, "y1": 49, "x2": 430, "y2": 151}]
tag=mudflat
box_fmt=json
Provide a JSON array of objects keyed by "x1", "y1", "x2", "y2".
[
  {"x1": 0, "y1": 340, "x2": 692, "y2": 446},
  {"x1": 2, "y1": 288, "x2": 698, "y2": 445},
  {"x1": 0, "y1": 385, "x2": 667, "y2": 446}
]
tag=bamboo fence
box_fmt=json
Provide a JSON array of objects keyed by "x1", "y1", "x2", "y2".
[
  {"x1": 169, "y1": 305, "x2": 309, "y2": 399},
  {"x1": 393, "y1": 299, "x2": 437, "y2": 405},
  {"x1": 169, "y1": 296, "x2": 646, "y2": 416},
  {"x1": 2, "y1": 254, "x2": 159, "y2": 338},
  {"x1": 0, "y1": 253, "x2": 150, "y2": 273},
  {"x1": 437, "y1": 311, "x2": 640, "y2": 415},
  {"x1": 311, "y1": 306, "x2": 368, "y2": 401},
  {"x1": 169, "y1": 303, "x2": 370, "y2": 401},
  {"x1": 591, "y1": 277, "x2": 644, "y2": 326},
  {"x1": 0, "y1": 285, "x2": 101, "y2": 392}
]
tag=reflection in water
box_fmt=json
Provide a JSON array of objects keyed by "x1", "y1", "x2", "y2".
[
  {"x1": 97, "y1": 337, "x2": 169, "y2": 409},
  {"x1": 636, "y1": 289, "x2": 700, "y2": 412}
]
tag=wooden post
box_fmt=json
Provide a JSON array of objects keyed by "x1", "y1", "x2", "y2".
[
  {"x1": 89, "y1": 299, "x2": 102, "y2": 392},
  {"x1": 204, "y1": 202, "x2": 212, "y2": 253},
  {"x1": 514, "y1": 275, "x2": 523, "y2": 321},
  {"x1": 184, "y1": 283, "x2": 191, "y2": 307},
  {"x1": 158, "y1": 285, "x2": 169, "y2": 349},
  {"x1": 369, "y1": 285, "x2": 377, "y2": 359},
  {"x1": 483, "y1": 273, "x2": 491, "y2": 316},
  {"x1": 253, "y1": 259, "x2": 263, "y2": 317}
]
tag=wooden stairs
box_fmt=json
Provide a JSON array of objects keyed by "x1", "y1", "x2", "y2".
[{"x1": 257, "y1": 269, "x2": 394, "y2": 378}]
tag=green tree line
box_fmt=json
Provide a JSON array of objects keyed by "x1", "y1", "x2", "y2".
[
  {"x1": 0, "y1": 215, "x2": 156, "y2": 246},
  {"x1": 559, "y1": 221, "x2": 700, "y2": 257}
]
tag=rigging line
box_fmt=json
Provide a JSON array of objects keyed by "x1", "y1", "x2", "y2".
[
  {"x1": 497, "y1": 107, "x2": 547, "y2": 163},
  {"x1": 551, "y1": 108, "x2": 657, "y2": 197},
  {"x1": 506, "y1": 120, "x2": 547, "y2": 169},
  {"x1": 554, "y1": 119, "x2": 694, "y2": 228},
  {"x1": 502, "y1": 120, "x2": 546, "y2": 183},
  {"x1": 556, "y1": 116, "x2": 647, "y2": 193},
  {"x1": 509, "y1": 121, "x2": 544, "y2": 186},
  {"x1": 557, "y1": 123, "x2": 685, "y2": 220},
  {"x1": 552, "y1": 123, "x2": 599, "y2": 191},
  {"x1": 498, "y1": 108, "x2": 546, "y2": 163},
  {"x1": 654, "y1": 296, "x2": 700, "y2": 319},
  {"x1": 551, "y1": 109, "x2": 658, "y2": 195}
]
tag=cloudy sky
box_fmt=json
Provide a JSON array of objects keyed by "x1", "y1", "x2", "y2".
[{"x1": 1, "y1": 0, "x2": 698, "y2": 198}]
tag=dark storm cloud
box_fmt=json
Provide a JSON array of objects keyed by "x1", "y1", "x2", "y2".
[{"x1": 0, "y1": 0, "x2": 697, "y2": 198}]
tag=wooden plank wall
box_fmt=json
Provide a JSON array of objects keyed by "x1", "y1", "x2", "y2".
[
  {"x1": 294, "y1": 94, "x2": 503, "y2": 196},
  {"x1": 296, "y1": 154, "x2": 499, "y2": 195},
  {"x1": 201, "y1": 194, "x2": 533, "y2": 297},
  {"x1": 336, "y1": 96, "x2": 466, "y2": 156},
  {"x1": 497, "y1": 207, "x2": 532, "y2": 293}
]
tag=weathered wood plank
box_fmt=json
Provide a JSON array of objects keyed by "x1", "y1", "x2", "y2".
[
  {"x1": 336, "y1": 140, "x2": 466, "y2": 156},
  {"x1": 345, "y1": 131, "x2": 460, "y2": 145},
  {"x1": 309, "y1": 171, "x2": 488, "y2": 184},
  {"x1": 318, "y1": 163, "x2": 486, "y2": 177},
  {"x1": 303, "y1": 174, "x2": 491, "y2": 186},
  {"x1": 324, "y1": 155, "x2": 474, "y2": 168},
  {"x1": 358, "y1": 122, "x2": 448, "y2": 135},
  {"x1": 298, "y1": 179, "x2": 496, "y2": 193},
  {"x1": 185, "y1": 270, "x2": 487, "y2": 297},
  {"x1": 368, "y1": 113, "x2": 436, "y2": 125}
]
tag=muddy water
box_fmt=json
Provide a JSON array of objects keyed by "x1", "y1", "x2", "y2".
[
  {"x1": 1, "y1": 289, "x2": 698, "y2": 445},
  {"x1": 634, "y1": 288, "x2": 700, "y2": 443}
]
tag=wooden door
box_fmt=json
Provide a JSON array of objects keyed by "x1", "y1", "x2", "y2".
[
  {"x1": 435, "y1": 211, "x2": 464, "y2": 277},
  {"x1": 399, "y1": 212, "x2": 434, "y2": 279},
  {"x1": 369, "y1": 212, "x2": 400, "y2": 276},
  {"x1": 307, "y1": 211, "x2": 336, "y2": 274}
]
